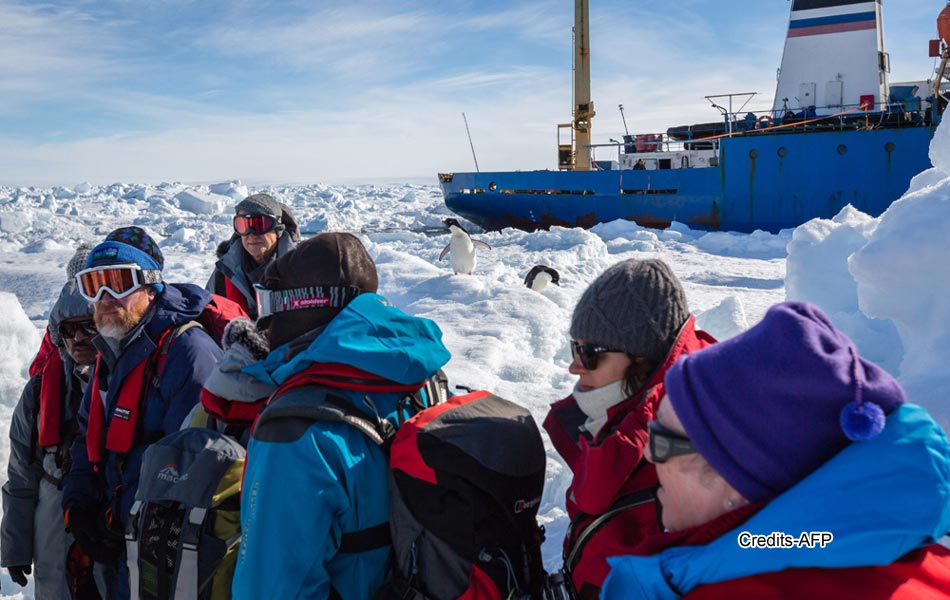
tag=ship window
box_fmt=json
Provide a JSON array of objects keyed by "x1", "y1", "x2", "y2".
[
  {"x1": 777, "y1": 147, "x2": 787, "y2": 158},
  {"x1": 837, "y1": 144, "x2": 848, "y2": 155},
  {"x1": 884, "y1": 142, "x2": 895, "y2": 153},
  {"x1": 749, "y1": 149, "x2": 759, "y2": 159},
  {"x1": 488, "y1": 182, "x2": 497, "y2": 191}
]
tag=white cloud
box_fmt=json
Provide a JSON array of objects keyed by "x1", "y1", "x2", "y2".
[
  {"x1": 0, "y1": 0, "x2": 938, "y2": 184},
  {"x1": 0, "y1": 3, "x2": 126, "y2": 101}
]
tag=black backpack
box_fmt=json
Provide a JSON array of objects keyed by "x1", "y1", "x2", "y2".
[{"x1": 252, "y1": 378, "x2": 548, "y2": 599}]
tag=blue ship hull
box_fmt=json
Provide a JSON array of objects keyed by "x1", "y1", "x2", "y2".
[{"x1": 439, "y1": 126, "x2": 935, "y2": 233}]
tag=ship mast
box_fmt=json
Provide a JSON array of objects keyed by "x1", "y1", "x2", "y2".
[{"x1": 573, "y1": 0, "x2": 594, "y2": 170}]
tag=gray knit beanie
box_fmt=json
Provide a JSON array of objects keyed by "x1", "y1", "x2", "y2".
[
  {"x1": 570, "y1": 258, "x2": 689, "y2": 360},
  {"x1": 236, "y1": 193, "x2": 282, "y2": 218},
  {"x1": 66, "y1": 243, "x2": 94, "y2": 279}
]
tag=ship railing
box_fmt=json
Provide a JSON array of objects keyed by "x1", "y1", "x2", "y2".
[
  {"x1": 593, "y1": 136, "x2": 715, "y2": 156},
  {"x1": 721, "y1": 98, "x2": 934, "y2": 135}
]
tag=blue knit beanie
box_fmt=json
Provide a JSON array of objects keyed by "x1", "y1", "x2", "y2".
[
  {"x1": 86, "y1": 226, "x2": 164, "y2": 292},
  {"x1": 665, "y1": 301, "x2": 905, "y2": 502}
]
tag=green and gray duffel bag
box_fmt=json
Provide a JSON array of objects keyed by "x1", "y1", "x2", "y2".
[{"x1": 126, "y1": 428, "x2": 245, "y2": 600}]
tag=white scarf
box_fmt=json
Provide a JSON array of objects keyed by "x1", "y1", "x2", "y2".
[{"x1": 573, "y1": 379, "x2": 627, "y2": 439}]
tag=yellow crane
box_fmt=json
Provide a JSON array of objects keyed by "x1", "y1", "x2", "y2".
[{"x1": 558, "y1": 0, "x2": 595, "y2": 171}]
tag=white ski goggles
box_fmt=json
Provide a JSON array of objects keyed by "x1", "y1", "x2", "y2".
[
  {"x1": 75, "y1": 264, "x2": 162, "y2": 302},
  {"x1": 254, "y1": 283, "x2": 362, "y2": 319}
]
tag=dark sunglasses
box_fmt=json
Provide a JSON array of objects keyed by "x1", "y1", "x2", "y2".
[
  {"x1": 58, "y1": 320, "x2": 98, "y2": 339},
  {"x1": 570, "y1": 340, "x2": 623, "y2": 370},
  {"x1": 233, "y1": 214, "x2": 278, "y2": 236},
  {"x1": 647, "y1": 420, "x2": 698, "y2": 463}
]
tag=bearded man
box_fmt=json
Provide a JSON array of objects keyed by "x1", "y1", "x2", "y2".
[{"x1": 61, "y1": 226, "x2": 222, "y2": 599}]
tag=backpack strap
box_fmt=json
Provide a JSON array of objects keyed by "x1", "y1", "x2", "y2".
[
  {"x1": 152, "y1": 321, "x2": 205, "y2": 389},
  {"x1": 254, "y1": 387, "x2": 398, "y2": 555},
  {"x1": 126, "y1": 500, "x2": 144, "y2": 600},
  {"x1": 338, "y1": 522, "x2": 391, "y2": 554},
  {"x1": 174, "y1": 507, "x2": 209, "y2": 600},
  {"x1": 255, "y1": 388, "x2": 397, "y2": 451},
  {"x1": 563, "y1": 487, "x2": 657, "y2": 577},
  {"x1": 397, "y1": 369, "x2": 450, "y2": 423}
]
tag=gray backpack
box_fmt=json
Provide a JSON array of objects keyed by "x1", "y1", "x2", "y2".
[{"x1": 126, "y1": 428, "x2": 246, "y2": 600}]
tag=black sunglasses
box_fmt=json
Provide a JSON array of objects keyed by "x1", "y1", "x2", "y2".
[
  {"x1": 570, "y1": 340, "x2": 623, "y2": 370},
  {"x1": 647, "y1": 420, "x2": 698, "y2": 463},
  {"x1": 58, "y1": 320, "x2": 98, "y2": 339}
]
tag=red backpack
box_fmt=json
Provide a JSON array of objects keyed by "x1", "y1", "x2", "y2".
[
  {"x1": 381, "y1": 389, "x2": 548, "y2": 599},
  {"x1": 253, "y1": 376, "x2": 549, "y2": 599}
]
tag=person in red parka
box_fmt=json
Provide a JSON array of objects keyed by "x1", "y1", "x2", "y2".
[
  {"x1": 602, "y1": 302, "x2": 950, "y2": 599},
  {"x1": 542, "y1": 258, "x2": 715, "y2": 599}
]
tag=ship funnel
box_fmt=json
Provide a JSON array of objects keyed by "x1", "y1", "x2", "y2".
[{"x1": 773, "y1": 0, "x2": 887, "y2": 116}]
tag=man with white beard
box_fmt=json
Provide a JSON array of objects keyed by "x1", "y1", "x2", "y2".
[{"x1": 62, "y1": 226, "x2": 222, "y2": 600}]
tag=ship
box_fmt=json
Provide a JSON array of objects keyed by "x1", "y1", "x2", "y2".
[{"x1": 438, "y1": 0, "x2": 950, "y2": 234}]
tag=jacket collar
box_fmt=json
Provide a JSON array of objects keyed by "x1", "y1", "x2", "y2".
[{"x1": 600, "y1": 315, "x2": 712, "y2": 440}]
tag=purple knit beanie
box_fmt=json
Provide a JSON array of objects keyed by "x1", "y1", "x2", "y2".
[{"x1": 665, "y1": 301, "x2": 905, "y2": 502}]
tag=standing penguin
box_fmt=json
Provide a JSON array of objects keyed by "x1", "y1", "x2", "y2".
[
  {"x1": 439, "y1": 218, "x2": 491, "y2": 275},
  {"x1": 524, "y1": 265, "x2": 561, "y2": 291}
]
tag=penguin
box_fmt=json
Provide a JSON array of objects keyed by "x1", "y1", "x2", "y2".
[
  {"x1": 524, "y1": 265, "x2": 561, "y2": 291},
  {"x1": 439, "y1": 217, "x2": 491, "y2": 275}
]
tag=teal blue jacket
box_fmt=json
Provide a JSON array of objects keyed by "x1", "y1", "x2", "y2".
[
  {"x1": 601, "y1": 404, "x2": 950, "y2": 599},
  {"x1": 233, "y1": 294, "x2": 451, "y2": 600}
]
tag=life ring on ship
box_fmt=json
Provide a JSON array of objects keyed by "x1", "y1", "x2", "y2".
[{"x1": 757, "y1": 115, "x2": 773, "y2": 129}]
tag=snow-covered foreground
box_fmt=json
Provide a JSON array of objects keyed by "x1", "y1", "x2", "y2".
[{"x1": 0, "y1": 120, "x2": 947, "y2": 596}]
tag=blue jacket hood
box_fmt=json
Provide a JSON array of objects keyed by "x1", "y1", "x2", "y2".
[
  {"x1": 146, "y1": 283, "x2": 213, "y2": 336},
  {"x1": 602, "y1": 404, "x2": 950, "y2": 599},
  {"x1": 246, "y1": 293, "x2": 451, "y2": 387}
]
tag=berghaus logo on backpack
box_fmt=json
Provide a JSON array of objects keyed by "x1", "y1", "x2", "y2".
[
  {"x1": 514, "y1": 495, "x2": 541, "y2": 514},
  {"x1": 157, "y1": 464, "x2": 188, "y2": 484}
]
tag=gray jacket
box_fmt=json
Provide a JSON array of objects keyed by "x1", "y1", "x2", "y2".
[
  {"x1": 2, "y1": 281, "x2": 92, "y2": 568},
  {"x1": 206, "y1": 232, "x2": 297, "y2": 319},
  {"x1": 1, "y1": 356, "x2": 86, "y2": 567}
]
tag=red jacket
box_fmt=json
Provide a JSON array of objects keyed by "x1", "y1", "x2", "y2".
[
  {"x1": 631, "y1": 504, "x2": 950, "y2": 599},
  {"x1": 542, "y1": 316, "x2": 716, "y2": 599},
  {"x1": 688, "y1": 547, "x2": 950, "y2": 599}
]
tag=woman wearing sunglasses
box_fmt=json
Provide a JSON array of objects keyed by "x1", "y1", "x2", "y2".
[
  {"x1": 602, "y1": 302, "x2": 950, "y2": 599},
  {"x1": 542, "y1": 258, "x2": 716, "y2": 599},
  {"x1": 207, "y1": 193, "x2": 300, "y2": 319}
]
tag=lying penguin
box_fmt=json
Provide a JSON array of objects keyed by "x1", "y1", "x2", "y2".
[
  {"x1": 524, "y1": 265, "x2": 561, "y2": 291},
  {"x1": 439, "y1": 218, "x2": 491, "y2": 275}
]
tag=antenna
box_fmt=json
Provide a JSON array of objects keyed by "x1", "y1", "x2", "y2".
[
  {"x1": 619, "y1": 104, "x2": 629, "y2": 135},
  {"x1": 462, "y1": 112, "x2": 480, "y2": 173}
]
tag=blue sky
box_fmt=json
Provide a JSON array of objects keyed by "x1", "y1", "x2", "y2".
[{"x1": 0, "y1": 0, "x2": 940, "y2": 186}]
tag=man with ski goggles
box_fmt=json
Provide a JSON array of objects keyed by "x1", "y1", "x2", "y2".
[
  {"x1": 206, "y1": 193, "x2": 300, "y2": 319},
  {"x1": 75, "y1": 263, "x2": 162, "y2": 303},
  {"x1": 62, "y1": 226, "x2": 223, "y2": 600}
]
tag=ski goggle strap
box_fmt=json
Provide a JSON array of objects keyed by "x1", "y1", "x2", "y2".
[
  {"x1": 75, "y1": 265, "x2": 162, "y2": 302},
  {"x1": 254, "y1": 284, "x2": 363, "y2": 318}
]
